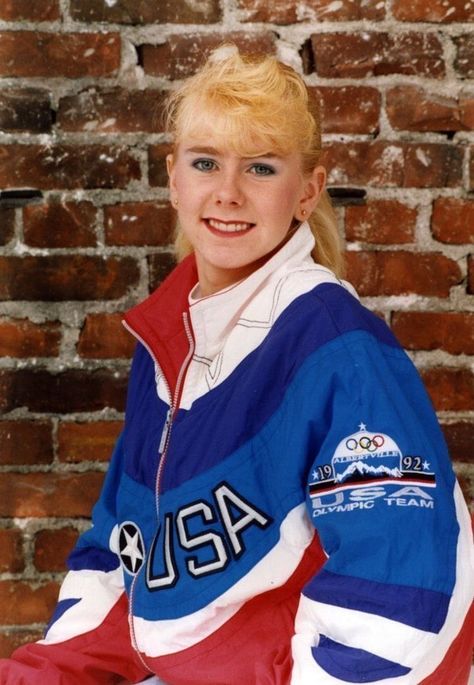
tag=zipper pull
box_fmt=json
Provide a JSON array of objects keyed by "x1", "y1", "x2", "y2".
[{"x1": 159, "y1": 407, "x2": 172, "y2": 455}]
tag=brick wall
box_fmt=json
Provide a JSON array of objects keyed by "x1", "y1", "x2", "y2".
[{"x1": 0, "y1": 0, "x2": 473, "y2": 657}]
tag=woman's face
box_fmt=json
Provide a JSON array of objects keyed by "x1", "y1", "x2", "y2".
[{"x1": 167, "y1": 128, "x2": 325, "y2": 296}]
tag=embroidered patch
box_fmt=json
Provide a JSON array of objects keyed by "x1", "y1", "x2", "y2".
[
  {"x1": 309, "y1": 423, "x2": 436, "y2": 517},
  {"x1": 118, "y1": 521, "x2": 145, "y2": 575}
]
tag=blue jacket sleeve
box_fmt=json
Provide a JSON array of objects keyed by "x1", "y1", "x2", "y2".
[{"x1": 291, "y1": 331, "x2": 474, "y2": 685}]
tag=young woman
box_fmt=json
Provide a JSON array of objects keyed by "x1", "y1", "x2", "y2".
[{"x1": 1, "y1": 47, "x2": 472, "y2": 685}]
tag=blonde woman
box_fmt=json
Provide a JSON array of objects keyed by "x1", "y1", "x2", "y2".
[{"x1": 1, "y1": 47, "x2": 472, "y2": 685}]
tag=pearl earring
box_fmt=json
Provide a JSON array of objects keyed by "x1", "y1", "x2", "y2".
[
  {"x1": 301, "y1": 209, "x2": 306, "y2": 217},
  {"x1": 173, "y1": 198, "x2": 178, "y2": 207}
]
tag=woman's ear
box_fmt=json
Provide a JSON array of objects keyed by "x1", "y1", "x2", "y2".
[
  {"x1": 166, "y1": 153, "x2": 178, "y2": 205},
  {"x1": 299, "y1": 165, "x2": 326, "y2": 220}
]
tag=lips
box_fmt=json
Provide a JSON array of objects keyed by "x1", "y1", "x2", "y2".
[{"x1": 205, "y1": 218, "x2": 255, "y2": 234}]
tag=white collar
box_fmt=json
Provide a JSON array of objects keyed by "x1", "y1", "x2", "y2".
[{"x1": 188, "y1": 222, "x2": 316, "y2": 360}]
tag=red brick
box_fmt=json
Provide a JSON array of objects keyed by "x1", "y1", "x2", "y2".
[
  {"x1": 0, "y1": 421, "x2": 53, "y2": 466},
  {"x1": 34, "y1": 527, "x2": 79, "y2": 572},
  {"x1": 0, "y1": 529, "x2": 24, "y2": 573},
  {"x1": 0, "y1": 630, "x2": 43, "y2": 659},
  {"x1": 0, "y1": 32, "x2": 120, "y2": 78},
  {"x1": 104, "y1": 202, "x2": 174, "y2": 246},
  {"x1": 24, "y1": 202, "x2": 97, "y2": 248},
  {"x1": 454, "y1": 34, "x2": 474, "y2": 78},
  {"x1": 0, "y1": 0, "x2": 60, "y2": 21},
  {"x1": 469, "y1": 256, "x2": 474, "y2": 294},
  {"x1": 345, "y1": 201, "x2": 416, "y2": 244},
  {"x1": 0, "y1": 472, "x2": 105, "y2": 517},
  {"x1": 0, "y1": 581, "x2": 60, "y2": 625},
  {"x1": 0, "y1": 368, "x2": 128, "y2": 413},
  {"x1": 421, "y1": 368, "x2": 474, "y2": 412},
  {"x1": 310, "y1": 86, "x2": 381, "y2": 134},
  {"x1": 309, "y1": 32, "x2": 445, "y2": 78},
  {"x1": 77, "y1": 313, "x2": 135, "y2": 358},
  {"x1": 393, "y1": 0, "x2": 473, "y2": 22},
  {"x1": 237, "y1": 0, "x2": 385, "y2": 23},
  {"x1": 58, "y1": 88, "x2": 166, "y2": 133},
  {"x1": 386, "y1": 86, "x2": 472, "y2": 132},
  {"x1": 58, "y1": 421, "x2": 122, "y2": 462},
  {"x1": 431, "y1": 198, "x2": 474, "y2": 244},
  {"x1": 70, "y1": 0, "x2": 221, "y2": 24},
  {"x1": 0, "y1": 208, "x2": 15, "y2": 246},
  {"x1": 0, "y1": 89, "x2": 52, "y2": 133},
  {"x1": 460, "y1": 97, "x2": 474, "y2": 130},
  {"x1": 441, "y1": 422, "x2": 474, "y2": 463},
  {"x1": 345, "y1": 251, "x2": 462, "y2": 297},
  {"x1": 392, "y1": 312, "x2": 474, "y2": 355},
  {"x1": 141, "y1": 32, "x2": 276, "y2": 79},
  {"x1": 148, "y1": 144, "x2": 173, "y2": 187},
  {"x1": 324, "y1": 141, "x2": 463, "y2": 188},
  {"x1": 0, "y1": 255, "x2": 139, "y2": 301},
  {"x1": 0, "y1": 318, "x2": 61, "y2": 357},
  {"x1": 148, "y1": 252, "x2": 177, "y2": 292},
  {"x1": 0, "y1": 144, "x2": 140, "y2": 191}
]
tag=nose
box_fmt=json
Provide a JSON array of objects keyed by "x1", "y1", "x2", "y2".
[{"x1": 213, "y1": 169, "x2": 244, "y2": 206}]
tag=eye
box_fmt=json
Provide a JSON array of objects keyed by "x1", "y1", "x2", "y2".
[
  {"x1": 192, "y1": 158, "x2": 217, "y2": 172},
  {"x1": 249, "y1": 163, "x2": 275, "y2": 176}
]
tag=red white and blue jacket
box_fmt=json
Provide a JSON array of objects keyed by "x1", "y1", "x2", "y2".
[{"x1": 1, "y1": 224, "x2": 473, "y2": 684}]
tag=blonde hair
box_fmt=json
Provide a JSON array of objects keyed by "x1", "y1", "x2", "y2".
[{"x1": 164, "y1": 47, "x2": 344, "y2": 278}]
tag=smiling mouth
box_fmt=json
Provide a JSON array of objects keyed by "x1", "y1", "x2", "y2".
[{"x1": 205, "y1": 218, "x2": 255, "y2": 234}]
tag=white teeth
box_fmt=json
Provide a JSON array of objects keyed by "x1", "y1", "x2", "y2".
[{"x1": 207, "y1": 219, "x2": 253, "y2": 232}]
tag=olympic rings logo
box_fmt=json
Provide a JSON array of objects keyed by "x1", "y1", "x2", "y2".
[{"x1": 345, "y1": 435, "x2": 384, "y2": 452}]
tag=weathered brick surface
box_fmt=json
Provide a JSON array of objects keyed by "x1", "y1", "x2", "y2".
[
  {"x1": 0, "y1": 145, "x2": 140, "y2": 190},
  {"x1": 23, "y1": 202, "x2": 97, "y2": 248},
  {"x1": 0, "y1": 208, "x2": 15, "y2": 246},
  {"x1": 308, "y1": 32, "x2": 445, "y2": 79},
  {"x1": 0, "y1": 89, "x2": 53, "y2": 133},
  {"x1": 70, "y1": 0, "x2": 222, "y2": 24},
  {"x1": 0, "y1": 369, "x2": 128, "y2": 413},
  {"x1": 391, "y1": 312, "x2": 474, "y2": 355},
  {"x1": 324, "y1": 142, "x2": 463, "y2": 188},
  {"x1": 0, "y1": 0, "x2": 472, "y2": 648},
  {"x1": 104, "y1": 202, "x2": 174, "y2": 246},
  {"x1": 0, "y1": 0, "x2": 60, "y2": 21},
  {"x1": 34, "y1": 528, "x2": 80, "y2": 572},
  {"x1": 237, "y1": 0, "x2": 385, "y2": 23},
  {"x1": 77, "y1": 313, "x2": 135, "y2": 358},
  {"x1": 0, "y1": 529, "x2": 24, "y2": 574},
  {"x1": 442, "y1": 422, "x2": 474, "y2": 463},
  {"x1": 0, "y1": 420, "x2": 53, "y2": 466},
  {"x1": 345, "y1": 251, "x2": 462, "y2": 297},
  {"x1": 0, "y1": 581, "x2": 60, "y2": 624},
  {"x1": 454, "y1": 34, "x2": 474, "y2": 78},
  {"x1": 431, "y1": 198, "x2": 474, "y2": 244},
  {"x1": 422, "y1": 368, "x2": 474, "y2": 412},
  {"x1": 310, "y1": 87, "x2": 381, "y2": 134},
  {"x1": 58, "y1": 88, "x2": 167, "y2": 134},
  {"x1": 392, "y1": 0, "x2": 474, "y2": 23},
  {"x1": 0, "y1": 32, "x2": 121, "y2": 79},
  {"x1": 0, "y1": 318, "x2": 61, "y2": 357},
  {"x1": 0, "y1": 472, "x2": 105, "y2": 518},
  {"x1": 386, "y1": 86, "x2": 473, "y2": 132},
  {"x1": 345, "y1": 201, "x2": 416, "y2": 244},
  {"x1": 58, "y1": 421, "x2": 122, "y2": 462},
  {"x1": 148, "y1": 252, "x2": 177, "y2": 291},
  {"x1": 141, "y1": 33, "x2": 276, "y2": 79},
  {"x1": 0, "y1": 256, "x2": 139, "y2": 300}
]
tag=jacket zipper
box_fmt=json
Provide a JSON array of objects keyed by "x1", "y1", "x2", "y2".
[{"x1": 122, "y1": 312, "x2": 195, "y2": 670}]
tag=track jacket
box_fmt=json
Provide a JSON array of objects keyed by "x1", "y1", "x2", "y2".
[{"x1": 1, "y1": 223, "x2": 473, "y2": 685}]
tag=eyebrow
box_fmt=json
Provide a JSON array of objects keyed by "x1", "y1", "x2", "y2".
[{"x1": 184, "y1": 146, "x2": 279, "y2": 159}]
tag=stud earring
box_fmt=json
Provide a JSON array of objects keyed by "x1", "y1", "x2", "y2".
[
  {"x1": 173, "y1": 198, "x2": 178, "y2": 207},
  {"x1": 301, "y1": 209, "x2": 306, "y2": 217}
]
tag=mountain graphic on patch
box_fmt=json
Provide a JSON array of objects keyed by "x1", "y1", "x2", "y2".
[{"x1": 331, "y1": 429, "x2": 403, "y2": 485}]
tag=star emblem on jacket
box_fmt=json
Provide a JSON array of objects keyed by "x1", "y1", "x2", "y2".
[{"x1": 118, "y1": 522, "x2": 145, "y2": 575}]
